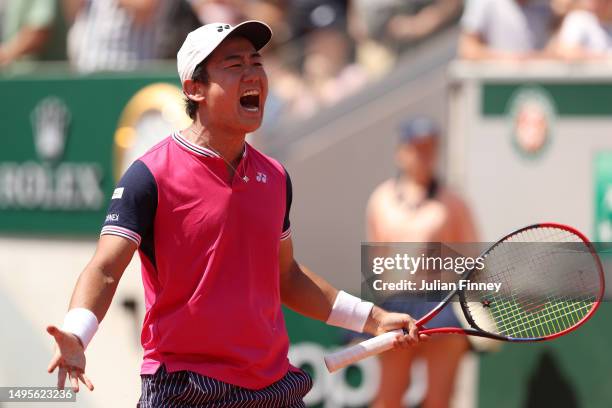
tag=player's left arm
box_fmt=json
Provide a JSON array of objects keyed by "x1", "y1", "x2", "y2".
[
  {"x1": 278, "y1": 237, "x2": 422, "y2": 344},
  {"x1": 277, "y1": 167, "x2": 422, "y2": 344},
  {"x1": 278, "y1": 238, "x2": 336, "y2": 323}
]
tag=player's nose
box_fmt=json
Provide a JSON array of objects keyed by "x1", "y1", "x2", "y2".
[{"x1": 243, "y1": 65, "x2": 265, "y2": 83}]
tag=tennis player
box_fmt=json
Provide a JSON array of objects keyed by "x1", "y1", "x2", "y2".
[
  {"x1": 366, "y1": 117, "x2": 477, "y2": 408},
  {"x1": 46, "y1": 21, "x2": 423, "y2": 407}
]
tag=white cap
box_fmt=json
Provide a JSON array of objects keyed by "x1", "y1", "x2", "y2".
[{"x1": 177, "y1": 20, "x2": 272, "y2": 84}]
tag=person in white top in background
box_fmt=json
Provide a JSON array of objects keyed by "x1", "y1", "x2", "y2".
[
  {"x1": 545, "y1": 0, "x2": 577, "y2": 54},
  {"x1": 554, "y1": 0, "x2": 612, "y2": 58},
  {"x1": 459, "y1": 0, "x2": 552, "y2": 60}
]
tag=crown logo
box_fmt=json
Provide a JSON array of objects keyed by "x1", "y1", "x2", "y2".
[{"x1": 31, "y1": 97, "x2": 71, "y2": 162}]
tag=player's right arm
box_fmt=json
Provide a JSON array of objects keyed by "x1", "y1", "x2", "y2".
[
  {"x1": 67, "y1": 235, "x2": 136, "y2": 321},
  {"x1": 46, "y1": 236, "x2": 136, "y2": 392},
  {"x1": 47, "y1": 159, "x2": 157, "y2": 392}
]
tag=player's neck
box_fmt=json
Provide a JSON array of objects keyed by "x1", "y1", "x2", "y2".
[{"x1": 184, "y1": 122, "x2": 246, "y2": 165}]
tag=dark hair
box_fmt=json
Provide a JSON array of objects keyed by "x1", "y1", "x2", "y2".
[{"x1": 185, "y1": 60, "x2": 210, "y2": 120}]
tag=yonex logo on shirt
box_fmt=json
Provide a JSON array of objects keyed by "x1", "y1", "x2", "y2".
[
  {"x1": 105, "y1": 213, "x2": 119, "y2": 222},
  {"x1": 256, "y1": 172, "x2": 267, "y2": 183},
  {"x1": 112, "y1": 187, "x2": 124, "y2": 199}
]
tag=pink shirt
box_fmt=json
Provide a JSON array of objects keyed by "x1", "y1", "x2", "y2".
[{"x1": 101, "y1": 132, "x2": 293, "y2": 389}]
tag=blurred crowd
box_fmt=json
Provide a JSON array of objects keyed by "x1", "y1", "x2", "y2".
[
  {"x1": 0, "y1": 0, "x2": 611, "y2": 123},
  {"x1": 459, "y1": 0, "x2": 612, "y2": 60},
  {"x1": 0, "y1": 0, "x2": 462, "y2": 123}
]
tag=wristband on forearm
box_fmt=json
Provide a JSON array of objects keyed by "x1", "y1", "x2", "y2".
[
  {"x1": 326, "y1": 290, "x2": 374, "y2": 333},
  {"x1": 62, "y1": 308, "x2": 99, "y2": 349}
]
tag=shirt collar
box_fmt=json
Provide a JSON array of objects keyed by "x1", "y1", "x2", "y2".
[
  {"x1": 172, "y1": 131, "x2": 248, "y2": 160},
  {"x1": 172, "y1": 131, "x2": 220, "y2": 158}
]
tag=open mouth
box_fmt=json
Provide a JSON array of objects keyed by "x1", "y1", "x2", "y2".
[{"x1": 239, "y1": 89, "x2": 260, "y2": 112}]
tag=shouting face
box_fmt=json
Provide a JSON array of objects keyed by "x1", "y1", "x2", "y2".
[{"x1": 193, "y1": 36, "x2": 269, "y2": 134}]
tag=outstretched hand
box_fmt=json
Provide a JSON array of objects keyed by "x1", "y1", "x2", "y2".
[{"x1": 46, "y1": 326, "x2": 94, "y2": 392}]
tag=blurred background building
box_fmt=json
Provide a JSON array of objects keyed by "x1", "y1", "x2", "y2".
[{"x1": 0, "y1": 0, "x2": 611, "y2": 407}]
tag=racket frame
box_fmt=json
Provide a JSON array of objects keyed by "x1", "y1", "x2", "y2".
[
  {"x1": 324, "y1": 223, "x2": 605, "y2": 373},
  {"x1": 417, "y1": 222, "x2": 605, "y2": 341}
]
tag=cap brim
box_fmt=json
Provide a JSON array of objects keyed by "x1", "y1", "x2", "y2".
[{"x1": 228, "y1": 21, "x2": 272, "y2": 52}]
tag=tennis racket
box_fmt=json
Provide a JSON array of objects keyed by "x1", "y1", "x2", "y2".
[{"x1": 324, "y1": 223, "x2": 605, "y2": 373}]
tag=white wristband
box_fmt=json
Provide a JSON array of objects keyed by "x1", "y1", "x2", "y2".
[
  {"x1": 326, "y1": 291, "x2": 374, "y2": 333},
  {"x1": 62, "y1": 308, "x2": 99, "y2": 349}
]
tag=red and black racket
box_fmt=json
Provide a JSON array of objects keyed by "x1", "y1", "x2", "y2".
[{"x1": 324, "y1": 223, "x2": 605, "y2": 372}]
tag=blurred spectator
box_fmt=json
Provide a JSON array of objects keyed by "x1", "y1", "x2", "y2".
[
  {"x1": 545, "y1": 0, "x2": 576, "y2": 53},
  {"x1": 255, "y1": 1, "x2": 364, "y2": 122},
  {"x1": 188, "y1": 1, "x2": 292, "y2": 62},
  {"x1": 288, "y1": 0, "x2": 348, "y2": 39},
  {"x1": 191, "y1": 1, "x2": 291, "y2": 47},
  {"x1": 349, "y1": 0, "x2": 462, "y2": 77},
  {"x1": 0, "y1": 0, "x2": 5, "y2": 36},
  {"x1": 300, "y1": 29, "x2": 367, "y2": 112},
  {"x1": 285, "y1": 0, "x2": 349, "y2": 71},
  {"x1": 255, "y1": 58, "x2": 306, "y2": 134},
  {"x1": 554, "y1": 0, "x2": 612, "y2": 58},
  {"x1": 0, "y1": 0, "x2": 65, "y2": 67},
  {"x1": 244, "y1": 0, "x2": 291, "y2": 45},
  {"x1": 459, "y1": 0, "x2": 552, "y2": 60},
  {"x1": 266, "y1": 28, "x2": 367, "y2": 120},
  {"x1": 156, "y1": 1, "x2": 201, "y2": 59},
  {"x1": 189, "y1": 0, "x2": 246, "y2": 25},
  {"x1": 386, "y1": 0, "x2": 462, "y2": 45},
  {"x1": 65, "y1": 0, "x2": 163, "y2": 72},
  {"x1": 352, "y1": 0, "x2": 462, "y2": 46},
  {"x1": 366, "y1": 117, "x2": 477, "y2": 408}
]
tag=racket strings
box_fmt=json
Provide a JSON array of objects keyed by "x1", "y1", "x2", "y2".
[
  {"x1": 484, "y1": 249, "x2": 595, "y2": 337},
  {"x1": 481, "y1": 250, "x2": 597, "y2": 315},
  {"x1": 491, "y1": 300, "x2": 593, "y2": 337},
  {"x1": 463, "y1": 226, "x2": 601, "y2": 339},
  {"x1": 478, "y1": 247, "x2": 595, "y2": 338}
]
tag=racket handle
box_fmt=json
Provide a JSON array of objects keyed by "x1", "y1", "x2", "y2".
[{"x1": 324, "y1": 329, "x2": 404, "y2": 373}]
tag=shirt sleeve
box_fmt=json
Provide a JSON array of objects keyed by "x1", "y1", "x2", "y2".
[
  {"x1": 461, "y1": 0, "x2": 489, "y2": 35},
  {"x1": 280, "y1": 167, "x2": 292, "y2": 241},
  {"x1": 558, "y1": 11, "x2": 592, "y2": 49},
  {"x1": 100, "y1": 160, "x2": 157, "y2": 247}
]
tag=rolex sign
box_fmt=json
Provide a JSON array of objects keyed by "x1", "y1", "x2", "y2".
[
  {"x1": 0, "y1": 97, "x2": 104, "y2": 211},
  {"x1": 0, "y1": 72, "x2": 183, "y2": 234}
]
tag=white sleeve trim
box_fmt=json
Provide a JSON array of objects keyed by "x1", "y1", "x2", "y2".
[
  {"x1": 280, "y1": 228, "x2": 292, "y2": 241},
  {"x1": 100, "y1": 225, "x2": 142, "y2": 246}
]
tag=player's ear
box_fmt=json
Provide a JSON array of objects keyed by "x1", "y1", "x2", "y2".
[{"x1": 183, "y1": 79, "x2": 206, "y2": 103}]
